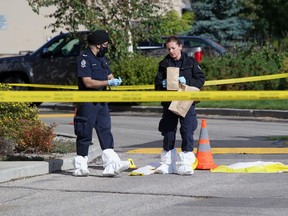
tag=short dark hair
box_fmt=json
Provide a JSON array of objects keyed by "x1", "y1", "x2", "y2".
[{"x1": 165, "y1": 36, "x2": 181, "y2": 47}]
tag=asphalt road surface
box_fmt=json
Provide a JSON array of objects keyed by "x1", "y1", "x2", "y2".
[{"x1": 1, "y1": 111, "x2": 288, "y2": 216}]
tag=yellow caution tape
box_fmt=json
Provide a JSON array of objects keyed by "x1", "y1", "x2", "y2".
[
  {"x1": 0, "y1": 90, "x2": 287, "y2": 102},
  {"x1": 204, "y1": 73, "x2": 288, "y2": 86},
  {"x1": 5, "y1": 83, "x2": 78, "y2": 90},
  {"x1": 9, "y1": 83, "x2": 153, "y2": 90},
  {"x1": 6, "y1": 73, "x2": 288, "y2": 90}
]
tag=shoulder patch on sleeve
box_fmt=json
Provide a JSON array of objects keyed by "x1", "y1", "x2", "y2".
[{"x1": 81, "y1": 59, "x2": 87, "y2": 68}]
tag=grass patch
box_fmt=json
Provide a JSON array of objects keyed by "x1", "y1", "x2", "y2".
[
  {"x1": 0, "y1": 137, "x2": 76, "y2": 161},
  {"x1": 197, "y1": 100, "x2": 288, "y2": 110},
  {"x1": 266, "y1": 136, "x2": 288, "y2": 145},
  {"x1": 53, "y1": 139, "x2": 76, "y2": 154},
  {"x1": 140, "y1": 100, "x2": 288, "y2": 110},
  {"x1": 267, "y1": 136, "x2": 288, "y2": 141},
  {"x1": 1, "y1": 155, "x2": 45, "y2": 161}
]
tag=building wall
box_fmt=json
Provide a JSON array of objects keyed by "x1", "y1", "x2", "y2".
[
  {"x1": 0, "y1": 0, "x2": 190, "y2": 56},
  {"x1": 173, "y1": 0, "x2": 191, "y2": 14},
  {"x1": 0, "y1": 0, "x2": 61, "y2": 56}
]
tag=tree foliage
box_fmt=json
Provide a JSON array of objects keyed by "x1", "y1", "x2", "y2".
[
  {"x1": 189, "y1": 0, "x2": 251, "y2": 47},
  {"x1": 27, "y1": 0, "x2": 194, "y2": 59},
  {"x1": 240, "y1": 0, "x2": 288, "y2": 50},
  {"x1": 189, "y1": 0, "x2": 288, "y2": 50},
  {"x1": 160, "y1": 10, "x2": 195, "y2": 36}
]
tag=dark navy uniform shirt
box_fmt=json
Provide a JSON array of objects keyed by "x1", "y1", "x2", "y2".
[{"x1": 76, "y1": 48, "x2": 111, "y2": 90}]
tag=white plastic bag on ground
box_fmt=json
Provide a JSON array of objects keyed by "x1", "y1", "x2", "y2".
[
  {"x1": 129, "y1": 162, "x2": 162, "y2": 176},
  {"x1": 211, "y1": 161, "x2": 288, "y2": 173}
]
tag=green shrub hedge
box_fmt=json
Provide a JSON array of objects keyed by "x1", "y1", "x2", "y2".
[
  {"x1": 110, "y1": 54, "x2": 162, "y2": 86},
  {"x1": 110, "y1": 47, "x2": 288, "y2": 90},
  {"x1": 201, "y1": 46, "x2": 287, "y2": 90},
  {"x1": 0, "y1": 84, "x2": 57, "y2": 156}
]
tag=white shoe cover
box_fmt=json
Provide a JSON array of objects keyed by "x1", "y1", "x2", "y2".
[
  {"x1": 176, "y1": 151, "x2": 195, "y2": 175},
  {"x1": 73, "y1": 156, "x2": 90, "y2": 176},
  {"x1": 102, "y1": 149, "x2": 130, "y2": 177},
  {"x1": 155, "y1": 163, "x2": 172, "y2": 174},
  {"x1": 155, "y1": 149, "x2": 178, "y2": 174}
]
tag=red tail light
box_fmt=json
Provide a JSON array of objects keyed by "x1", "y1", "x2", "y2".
[
  {"x1": 189, "y1": 47, "x2": 204, "y2": 63},
  {"x1": 194, "y1": 50, "x2": 204, "y2": 63}
]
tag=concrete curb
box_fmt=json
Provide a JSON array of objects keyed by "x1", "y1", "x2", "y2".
[
  {"x1": 196, "y1": 108, "x2": 288, "y2": 119},
  {"x1": 0, "y1": 144, "x2": 100, "y2": 183},
  {"x1": 110, "y1": 106, "x2": 288, "y2": 120},
  {"x1": 39, "y1": 103, "x2": 288, "y2": 120}
]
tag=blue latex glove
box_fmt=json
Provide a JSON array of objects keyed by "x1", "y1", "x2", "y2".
[
  {"x1": 108, "y1": 77, "x2": 122, "y2": 86},
  {"x1": 117, "y1": 77, "x2": 122, "y2": 86},
  {"x1": 162, "y1": 79, "x2": 167, "y2": 88},
  {"x1": 178, "y1": 76, "x2": 186, "y2": 84}
]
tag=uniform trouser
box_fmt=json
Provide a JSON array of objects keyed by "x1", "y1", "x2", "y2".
[
  {"x1": 74, "y1": 102, "x2": 114, "y2": 156},
  {"x1": 158, "y1": 104, "x2": 198, "y2": 152}
]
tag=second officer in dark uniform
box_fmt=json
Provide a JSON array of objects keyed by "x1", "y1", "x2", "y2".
[{"x1": 154, "y1": 36, "x2": 205, "y2": 175}]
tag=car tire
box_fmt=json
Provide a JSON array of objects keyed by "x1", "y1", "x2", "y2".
[{"x1": 2, "y1": 75, "x2": 28, "y2": 90}]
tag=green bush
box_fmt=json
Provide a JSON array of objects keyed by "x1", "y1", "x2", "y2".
[
  {"x1": 109, "y1": 48, "x2": 287, "y2": 91},
  {"x1": 0, "y1": 86, "x2": 39, "y2": 141},
  {"x1": 200, "y1": 46, "x2": 288, "y2": 90},
  {"x1": 110, "y1": 54, "x2": 162, "y2": 85},
  {"x1": 0, "y1": 84, "x2": 57, "y2": 156}
]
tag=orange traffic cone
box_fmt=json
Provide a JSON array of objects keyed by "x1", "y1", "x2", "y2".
[
  {"x1": 196, "y1": 119, "x2": 218, "y2": 170},
  {"x1": 69, "y1": 107, "x2": 77, "y2": 125}
]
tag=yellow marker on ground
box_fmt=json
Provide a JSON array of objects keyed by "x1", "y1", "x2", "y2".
[{"x1": 128, "y1": 158, "x2": 137, "y2": 169}]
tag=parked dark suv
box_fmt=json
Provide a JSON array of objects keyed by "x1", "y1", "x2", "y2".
[
  {"x1": 0, "y1": 31, "x2": 90, "y2": 90},
  {"x1": 0, "y1": 32, "x2": 226, "y2": 91},
  {"x1": 138, "y1": 36, "x2": 227, "y2": 58}
]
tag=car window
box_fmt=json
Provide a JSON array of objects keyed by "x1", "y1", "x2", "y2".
[
  {"x1": 138, "y1": 40, "x2": 163, "y2": 49},
  {"x1": 206, "y1": 39, "x2": 226, "y2": 54},
  {"x1": 182, "y1": 38, "x2": 219, "y2": 56},
  {"x1": 61, "y1": 39, "x2": 80, "y2": 56},
  {"x1": 47, "y1": 38, "x2": 65, "y2": 54},
  {"x1": 47, "y1": 37, "x2": 80, "y2": 57},
  {"x1": 182, "y1": 39, "x2": 206, "y2": 48}
]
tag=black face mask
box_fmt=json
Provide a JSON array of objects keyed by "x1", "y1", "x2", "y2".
[{"x1": 97, "y1": 45, "x2": 108, "y2": 57}]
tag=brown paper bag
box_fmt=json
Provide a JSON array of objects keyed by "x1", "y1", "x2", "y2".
[
  {"x1": 168, "y1": 84, "x2": 200, "y2": 117},
  {"x1": 167, "y1": 67, "x2": 179, "y2": 90}
]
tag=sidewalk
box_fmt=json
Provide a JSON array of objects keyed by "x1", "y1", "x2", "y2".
[{"x1": 0, "y1": 143, "x2": 100, "y2": 183}]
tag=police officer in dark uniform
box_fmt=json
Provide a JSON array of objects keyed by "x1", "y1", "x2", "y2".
[
  {"x1": 73, "y1": 30, "x2": 129, "y2": 177},
  {"x1": 154, "y1": 36, "x2": 205, "y2": 175}
]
